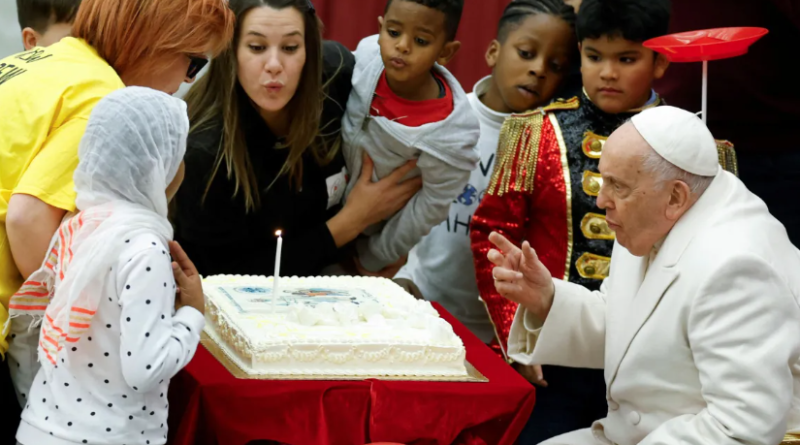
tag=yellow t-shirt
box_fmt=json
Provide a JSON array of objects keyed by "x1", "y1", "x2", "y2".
[{"x1": 0, "y1": 38, "x2": 124, "y2": 354}]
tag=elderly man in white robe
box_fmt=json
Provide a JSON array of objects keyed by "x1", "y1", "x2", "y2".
[{"x1": 488, "y1": 106, "x2": 800, "y2": 445}]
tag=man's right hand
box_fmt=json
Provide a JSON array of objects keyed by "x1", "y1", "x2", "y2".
[{"x1": 487, "y1": 232, "x2": 555, "y2": 320}]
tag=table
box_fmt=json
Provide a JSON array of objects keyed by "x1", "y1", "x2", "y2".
[{"x1": 167, "y1": 304, "x2": 536, "y2": 445}]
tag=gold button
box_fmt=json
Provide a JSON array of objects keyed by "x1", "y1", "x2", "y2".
[
  {"x1": 590, "y1": 140, "x2": 603, "y2": 153},
  {"x1": 590, "y1": 223, "x2": 602, "y2": 234},
  {"x1": 588, "y1": 180, "x2": 600, "y2": 193},
  {"x1": 584, "y1": 265, "x2": 596, "y2": 276}
]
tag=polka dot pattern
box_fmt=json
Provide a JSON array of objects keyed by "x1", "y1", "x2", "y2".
[{"x1": 20, "y1": 234, "x2": 205, "y2": 444}]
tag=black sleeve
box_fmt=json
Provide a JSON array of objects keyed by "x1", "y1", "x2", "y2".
[
  {"x1": 172, "y1": 123, "x2": 254, "y2": 275},
  {"x1": 280, "y1": 220, "x2": 341, "y2": 276}
]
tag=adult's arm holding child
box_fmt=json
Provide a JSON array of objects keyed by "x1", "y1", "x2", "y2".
[
  {"x1": 7, "y1": 194, "x2": 66, "y2": 279},
  {"x1": 328, "y1": 154, "x2": 422, "y2": 249},
  {"x1": 358, "y1": 152, "x2": 469, "y2": 272},
  {"x1": 7, "y1": 119, "x2": 88, "y2": 279}
]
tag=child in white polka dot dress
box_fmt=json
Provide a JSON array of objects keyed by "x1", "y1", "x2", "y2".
[{"x1": 12, "y1": 87, "x2": 206, "y2": 445}]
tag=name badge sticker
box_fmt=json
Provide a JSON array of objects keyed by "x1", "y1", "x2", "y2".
[{"x1": 326, "y1": 166, "x2": 348, "y2": 209}]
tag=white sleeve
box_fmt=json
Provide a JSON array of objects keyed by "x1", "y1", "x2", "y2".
[
  {"x1": 116, "y1": 246, "x2": 205, "y2": 393},
  {"x1": 508, "y1": 277, "x2": 608, "y2": 369},
  {"x1": 641, "y1": 255, "x2": 800, "y2": 445},
  {"x1": 358, "y1": 151, "x2": 471, "y2": 271}
]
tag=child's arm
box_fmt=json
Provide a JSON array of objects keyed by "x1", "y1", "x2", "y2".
[
  {"x1": 117, "y1": 243, "x2": 204, "y2": 393},
  {"x1": 357, "y1": 152, "x2": 470, "y2": 272}
]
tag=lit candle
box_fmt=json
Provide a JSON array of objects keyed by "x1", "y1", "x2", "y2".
[{"x1": 273, "y1": 230, "x2": 282, "y2": 313}]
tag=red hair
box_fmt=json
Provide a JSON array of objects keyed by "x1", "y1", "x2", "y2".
[{"x1": 72, "y1": 0, "x2": 234, "y2": 80}]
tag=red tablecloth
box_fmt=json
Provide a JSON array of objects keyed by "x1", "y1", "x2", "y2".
[{"x1": 167, "y1": 304, "x2": 535, "y2": 445}]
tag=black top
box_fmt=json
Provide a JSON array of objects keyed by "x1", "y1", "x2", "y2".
[
  {"x1": 556, "y1": 92, "x2": 660, "y2": 291},
  {"x1": 174, "y1": 41, "x2": 356, "y2": 277}
]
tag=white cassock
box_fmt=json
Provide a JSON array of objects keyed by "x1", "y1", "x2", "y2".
[{"x1": 508, "y1": 108, "x2": 800, "y2": 445}]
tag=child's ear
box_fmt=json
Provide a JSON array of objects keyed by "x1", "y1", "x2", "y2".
[
  {"x1": 485, "y1": 40, "x2": 501, "y2": 69},
  {"x1": 378, "y1": 16, "x2": 384, "y2": 33},
  {"x1": 21, "y1": 27, "x2": 39, "y2": 51},
  {"x1": 653, "y1": 52, "x2": 670, "y2": 80},
  {"x1": 437, "y1": 40, "x2": 461, "y2": 66}
]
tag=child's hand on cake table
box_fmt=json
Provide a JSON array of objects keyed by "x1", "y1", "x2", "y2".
[{"x1": 170, "y1": 240, "x2": 205, "y2": 315}]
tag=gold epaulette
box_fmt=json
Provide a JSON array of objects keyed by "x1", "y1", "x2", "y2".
[
  {"x1": 542, "y1": 96, "x2": 580, "y2": 113},
  {"x1": 716, "y1": 139, "x2": 738, "y2": 177},
  {"x1": 509, "y1": 96, "x2": 580, "y2": 119},
  {"x1": 782, "y1": 434, "x2": 800, "y2": 445},
  {"x1": 487, "y1": 97, "x2": 579, "y2": 197}
]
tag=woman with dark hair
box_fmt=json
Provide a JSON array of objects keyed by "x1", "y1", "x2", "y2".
[{"x1": 176, "y1": 0, "x2": 421, "y2": 277}]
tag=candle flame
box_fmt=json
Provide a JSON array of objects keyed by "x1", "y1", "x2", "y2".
[{"x1": 275, "y1": 230, "x2": 282, "y2": 237}]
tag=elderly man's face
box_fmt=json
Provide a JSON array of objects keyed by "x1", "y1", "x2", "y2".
[{"x1": 597, "y1": 123, "x2": 675, "y2": 257}]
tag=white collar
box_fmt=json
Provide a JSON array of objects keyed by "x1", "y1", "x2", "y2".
[{"x1": 471, "y1": 76, "x2": 511, "y2": 125}]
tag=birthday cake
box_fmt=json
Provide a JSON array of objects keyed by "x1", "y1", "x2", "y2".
[{"x1": 203, "y1": 275, "x2": 468, "y2": 377}]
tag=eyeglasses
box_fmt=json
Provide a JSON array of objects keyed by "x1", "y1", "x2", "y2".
[{"x1": 186, "y1": 55, "x2": 209, "y2": 79}]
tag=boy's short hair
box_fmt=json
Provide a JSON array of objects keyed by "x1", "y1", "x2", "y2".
[
  {"x1": 384, "y1": 0, "x2": 464, "y2": 41},
  {"x1": 576, "y1": 0, "x2": 671, "y2": 43},
  {"x1": 16, "y1": 0, "x2": 82, "y2": 33},
  {"x1": 497, "y1": 0, "x2": 576, "y2": 42}
]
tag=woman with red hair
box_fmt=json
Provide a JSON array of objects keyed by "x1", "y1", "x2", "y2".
[{"x1": 0, "y1": 0, "x2": 234, "y2": 441}]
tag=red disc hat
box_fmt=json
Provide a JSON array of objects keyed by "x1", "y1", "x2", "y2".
[{"x1": 643, "y1": 27, "x2": 769, "y2": 62}]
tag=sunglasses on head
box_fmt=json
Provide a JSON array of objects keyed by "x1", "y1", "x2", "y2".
[{"x1": 187, "y1": 55, "x2": 209, "y2": 79}]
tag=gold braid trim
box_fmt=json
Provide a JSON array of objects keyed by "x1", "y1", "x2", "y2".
[
  {"x1": 716, "y1": 139, "x2": 738, "y2": 177},
  {"x1": 488, "y1": 98, "x2": 580, "y2": 197},
  {"x1": 542, "y1": 96, "x2": 580, "y2": 112},
  {"x1": 488, "y1": 113, "x2": 543, "y2": 197},
  {"x1": 783, "y1": 434, "x2": 800, "y2": 445}
]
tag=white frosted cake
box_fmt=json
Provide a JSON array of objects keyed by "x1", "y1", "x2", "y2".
[{"x1": 203, "y1": 275, "x2": 468, "y2": 377}]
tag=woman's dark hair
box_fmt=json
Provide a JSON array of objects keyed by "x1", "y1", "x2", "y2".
[
  {"x1": 576, "y1": 0, "x2": 671, "y2": 43},
  {"x1": 497, "y1": 0, "x2": 577, "y2": 42},
  {"x1": 184, "y1": 0, "x2": 337, "y2": 211}
]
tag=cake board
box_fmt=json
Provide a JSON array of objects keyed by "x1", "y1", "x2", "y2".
[{"x1": 201, "y1": 324, "x2": 489, "y2": 383}]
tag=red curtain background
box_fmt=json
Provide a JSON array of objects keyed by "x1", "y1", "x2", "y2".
[{"x1": 314, "y1": 0, "x2": 513, "y2": 92}]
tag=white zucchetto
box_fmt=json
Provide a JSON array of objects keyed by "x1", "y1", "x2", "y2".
[{"x1": 631, "y1": 106, "x2": 719, "y2": 177}]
